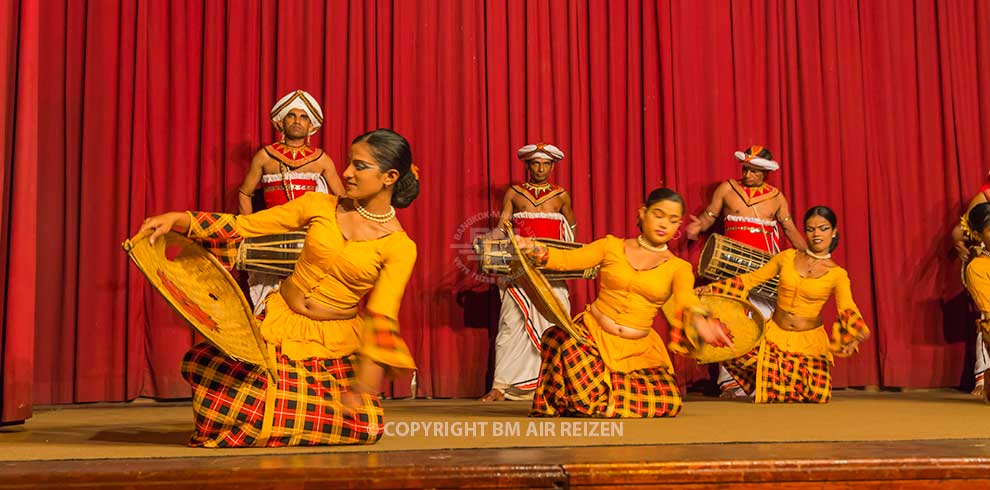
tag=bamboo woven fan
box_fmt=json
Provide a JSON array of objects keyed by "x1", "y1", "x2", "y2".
[
  {"x1": 506, "y1": 225, "x2": 589, "y2": 345},
  {"x1": 122, "y1": 231, "x2": 275, "y2": 380},
  {"x1": 689, "y1": 293, "x2": 767, "y2": 364}
]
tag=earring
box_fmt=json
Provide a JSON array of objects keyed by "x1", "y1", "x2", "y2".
[
  {"x1": 306, "y1": 134, "x2": 311, "y2": 146},
  {"x1": 280, "y1": 131, "x2": 286, "y2": 143}
]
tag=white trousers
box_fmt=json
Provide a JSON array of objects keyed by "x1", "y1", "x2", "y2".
[{"x1": 492, "y1": 281, "x2": 570, "y2": 395}]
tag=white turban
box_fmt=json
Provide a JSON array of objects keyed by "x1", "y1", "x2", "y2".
[
  {"x1": 517, "y1": 143, "x2": 565, "y2": 162},
  {"x1": 734, "y1": 145, "x2": 779, "y2": 171},
  {"x1": 270, "y1": 90, "x2": 324, "y2": 135}
]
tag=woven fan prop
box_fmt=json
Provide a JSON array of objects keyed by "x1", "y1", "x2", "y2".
[
  {"x1": 675, "y1": 293, "x2": 767, "y2": 364},
  {"x1": 505, "y1": 224, "x2": 590, "y2": 345},
  {"x1": 123, "y1": 231, "x2": 276, "y2": 381}
]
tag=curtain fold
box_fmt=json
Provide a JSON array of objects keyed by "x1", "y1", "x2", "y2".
[{"x1": 1, "y1": 0, "x2": 38, "y2": 422}]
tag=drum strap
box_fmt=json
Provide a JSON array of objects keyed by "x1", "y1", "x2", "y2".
[{"x1": 751, "y1": 206, "x2": 780, "y2": 254}]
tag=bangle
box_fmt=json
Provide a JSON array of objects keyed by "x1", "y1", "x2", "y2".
[
  {"x1": 238, "y1": 189, "x2": 254, "y2": 198},
  {"x1": 704, "y1": 209, "x2": 717, "y2": 219},
  {"x1": 780, "y1": 215, "x2": 792, "y2": 223}
]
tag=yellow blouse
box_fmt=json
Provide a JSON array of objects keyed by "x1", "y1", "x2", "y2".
[
  {"x1": 186, "y1": 192, "x2": 416, "y2": 371},
  {"x1": 738, "y1": 249, "x2": 857, "y2": 318},
  {"x1": 714, "y1": 248, "x2": 869, "y2": 360},
  {"x1": 966, "y1": 255, "x2": 990, "y2": 315},
  {"x1": 542, "y1": 235, "x2": 702, "y2": 372},
  {"x1": 545, "y1": 235, "x2": 701, "y2": 330},
  {"x1": 965, "y1": 255, "x2": 990, "y2": 341}
]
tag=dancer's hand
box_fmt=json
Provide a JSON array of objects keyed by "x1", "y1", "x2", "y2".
[
  {"x1": 830, "y1": 338, "x2": 862, "y2": 357},
  {"x1": 515, "y1": 236, "x2": 536, "y2": 253},
  {"x1": 955, "y1": 240, "x2": 971, "y2": 261},
  {"x1": 685, "y1": 215, "x2": 702, "y2": 241},
  {"x1": 341, "y1": 357, "x2": 383, "y2": 416},
  {"x1": 137, "y1": 212, "x2": 190, "y2": 245},
  {"x1": 341, "y1": 376, "x2": 378, "y2": 416},
  {"x1": 694, "y1": 315, "x2": 733, "y2": 348}
]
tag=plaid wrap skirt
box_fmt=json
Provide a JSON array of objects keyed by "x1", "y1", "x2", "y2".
[
  {"x1": 530, "y1": 326, "x2": 682, "y2": 418},
  {"x1": 723, "y1": 339, "x2": 832, "y2": 403},
  {"x1": 181, "y1": 342, "x2": 383, "y2": 447}
]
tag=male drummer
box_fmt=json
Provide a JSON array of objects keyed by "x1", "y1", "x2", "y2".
[
  {"x1": 685, "y1": 145, "x2": 807, "y2": 397},
  {"x1": 480, "y1": 143, "x2": 577, "y2": 401},
  {"x1": 236, "y1": 90, "x2": 344, "y2": 314}
]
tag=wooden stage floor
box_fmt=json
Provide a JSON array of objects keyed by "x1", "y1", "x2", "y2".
[{"x1": 1, "y1": 391, "x2": 988, "y2": 489}]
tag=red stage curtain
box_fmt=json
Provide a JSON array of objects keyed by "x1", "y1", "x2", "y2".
[
  {"x1": 4, "y1": 0, "x2": 987, "y2": 419},
  {"x1": 0, "y1": 0, "x2": 38, "y2": 422}
]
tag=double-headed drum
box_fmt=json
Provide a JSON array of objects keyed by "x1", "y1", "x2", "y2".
[
  {"x1": 235, "y1": 232, "x2": 307, "y2": 277},
  {"x1": 476, "y1": 237, "x2": 599, "y2": 280},
  {"x1": 698, "y1": 234, "x2": 778, "y2": 302}
]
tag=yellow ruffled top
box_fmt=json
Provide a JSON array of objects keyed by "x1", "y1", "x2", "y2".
[
  {"x1": 965, "y1": 255, "x2": 990, "y2": 338},
  {"x1": 542, "y1": 235, "x2": 702, "y2": 372},
  {"x1": 711, "y1": 248, "x2": 869, "y2": 361},
  {"x1": 185, "y1": 192, "x2": 416, "y2": 373}
]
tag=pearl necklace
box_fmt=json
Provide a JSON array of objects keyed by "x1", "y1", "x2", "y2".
[
  {"x1": 981, "y1": 248, "x2": 990, "y2": 259},
  {"x1": 354, "y1": 199, "x2": 396, "y2": 224},
  {"x1": 637, "y1": 235, "x2": 669, "y2": 253},
  {"x1": 805, "y1": 249, "x2": 832, "y2": 260}
]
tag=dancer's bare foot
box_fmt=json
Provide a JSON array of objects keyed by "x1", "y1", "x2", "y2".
[
  {"x1": 971, "y1": 384, "x2": 985, "y2": 398},
  {"x1": 479, "y1": 389, "x2": 506, "y2": 402},
  {"x1": 719, "y1": 387, "x2": 747, "y2": 399}
]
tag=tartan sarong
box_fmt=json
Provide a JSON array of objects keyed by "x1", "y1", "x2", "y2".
[
  {"x1": 724, "y1": 340, "x2": 832, "y2": 403},
  {"x1": 181, "y1": 343, "x2": 383, "y2": 447},
  {"x1": 530, "y1": 327, "x2": 682, "y2": 418}
]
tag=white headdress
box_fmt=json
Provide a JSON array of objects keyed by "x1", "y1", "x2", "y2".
[
  {"x1": 270, "y1": 90, "x2": 324, "y2": 135},
  {"x1": 734, "y1": 145, "x2": 779, "y2": 171},
  {"x1": 517, "y1": 143, "x2": 565, "y2": 162}
]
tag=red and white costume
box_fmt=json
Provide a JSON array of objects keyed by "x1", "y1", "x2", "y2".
[
  {"x1": 249, "y1": 91, "x2": 331, "y2": 315},
  {"x1": 718, "y1": 147, "x2": 784, "y2": 393},
  {"x1": 492, "y1": 143, "x2": 573, "y2": 399}
]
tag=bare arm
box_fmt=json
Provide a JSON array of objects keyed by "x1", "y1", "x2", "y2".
[
  {"x1": 559, "y1": 192, "x2": 577, "y2": 231},
  {"x1": 776, "y1": 195, "x2": 808, "y2": 251},
  {"x1": 238, "y1": 151, "x2": 267, "y2": 215},
  {"x1": 686, "y1": 182, "x2": 727, "y2": 240},
  {"x1": 953, "y1": 192, "x2": 988, "y2": 260},
  {"x1": 319, "y1": 154, "x2": 345, "y2": 196},
  {"x1": 492, "y1": 190, "x2": 515, "y2": 238}
]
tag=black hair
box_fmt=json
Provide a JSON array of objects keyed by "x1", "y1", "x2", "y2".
[
  {"x1": 968, "y1": 202, "x2": 990, "y2": 237},
  {"x1": 644, "y1": 187, "x2": 685, "y2": 211},
  {"x1": 352, "y1": 128, "x2": 419, "y2": 208},
  {"x1": 638, "y1": 188, "x2": 685, "y2": 232},
  {"x1": 803, "y1": 205, "x2": 839, "y2": 253}
]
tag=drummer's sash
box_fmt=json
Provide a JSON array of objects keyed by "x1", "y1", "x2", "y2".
[
  {"x1": 724, "y1": 215, "x2": 780, "y2": 254},
  {"x1": 512, "y1": 211, "x2": 573, "y2": 242}
]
